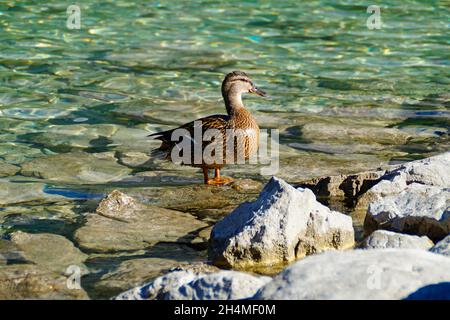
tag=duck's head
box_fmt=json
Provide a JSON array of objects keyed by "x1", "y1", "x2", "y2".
[{"x1": 221, "y1": 71, "x2": 267, "y2": 99}]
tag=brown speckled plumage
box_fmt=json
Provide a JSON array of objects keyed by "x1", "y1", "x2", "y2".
[{"x1": 149, "y1": 71, "x2": 266, "y2": 185}]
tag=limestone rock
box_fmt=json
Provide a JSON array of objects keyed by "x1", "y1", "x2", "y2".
[
  {"x1": 0, "y1": 264, "x2": 89, "y2": 300},
  {"x1": 10, "y1": 231, "x2": 88, "y2": 274},
  {"x1": 168, "y1": 262, "x2": 220, "y2": 274},
  {"x1": 208, "y1": 177, "x2": 354, "y2": 269},
  {"x1": 0, "y1": 180, "x2": 64, "y2": 205},
  {"x1": 300, "y1": 122, "x2": 411, "y2": 145},
  {"x1": 0, "y1": 239, "x2": 26, "y2": 264},
  {"x1": 430, "y1": 235, "x2": 450, "y2": 257},
  {"x1": 297, "y1": 171, "x2": 384, "y2": 203},
  {"x1": 129, "y1": 182, "x2": 261, "y2": 212},
  {"x1": 361, "y1": 230, "x2": 433, "y2": 250},
  {"x1": 254, "y1": 249, "x2": 450, "y2": 300},
  {"x1": 0, "y1": 161, "x2": 19, "y2": 177},
  {"x1": 364, "y1": 182, "x2": 449, "y2": 241},
  {"x1": 386, "y1": 152, "x2": 450, "y2": 188},
  {"x1": 356, "y1": 152, "x2": 450, "y2": 214},
  {"x1": 74, "y1": 190, "x2": 208, "y2": 252},
  {"x1": 115, "y1": 270, "x2": 271, "y2": 300}
]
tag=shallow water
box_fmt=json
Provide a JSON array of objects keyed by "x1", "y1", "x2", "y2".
[{"x1": 0, "y1": 1, "x2": 449, "y2": 298}]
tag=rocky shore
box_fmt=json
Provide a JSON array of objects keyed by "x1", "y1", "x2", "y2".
[{"x1": 0, "y1": 152, "x2": 449, "y2": 299}]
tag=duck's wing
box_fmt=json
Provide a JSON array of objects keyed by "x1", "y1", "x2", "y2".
[
  {"x1": 148, "y1": 114, "x2": 228, "y2": 139},
  {"x1": 149, "y1": 114, "x2": 229, "y2": 158}
]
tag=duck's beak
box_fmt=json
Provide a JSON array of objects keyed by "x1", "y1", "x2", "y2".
[{"x1": 250, "y1": 86, "x2": 267, "y2": 97}]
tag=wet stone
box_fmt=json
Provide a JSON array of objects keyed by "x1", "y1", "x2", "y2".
[
  {"x1": 0, "y1": 161, "x2": 20, "y2": 177},
  {"x1": 126, "y1": 180, "x2": 262, "y2": 215},
  {"x1": 9, "y1": 231, "x2": 88, "y2": 274},
  {"x1": 168, "y1": 262, "x2": 221, "y2": 274},
  {"x1": 74, "y1": 190, "x2": 208, "y2": 252},
  {"x1": 0, "y1": 180, "x2": 65, "y2": 206},
  {"x1": 20, "y1": 152, "x2": 132, "y2": 184},
  {"x1": 110, "y1": 127, "x2": 154, "y2": 153},
  {"x1": 22, "y1": 124, "x2": 118, "y2": 152},
  {"x1": 277, "y1": 152, "x2": 387, "y2": 183},
  {"x1": 0, "y1": 239, "x2": 26, "y2": 265},
  {"x1": 117, "y1": 151, "x2": 151, "y2": 168},
  {"x1": 0, "y1": 264, "x2": 89, "y2": 300},
  {"x1": 298, "y1": 122, "x2": 411, "y2": 145}
]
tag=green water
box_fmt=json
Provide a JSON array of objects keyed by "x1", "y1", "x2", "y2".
[{"x1": 0, "y1": 0, "x2": 449, "y2": 298}]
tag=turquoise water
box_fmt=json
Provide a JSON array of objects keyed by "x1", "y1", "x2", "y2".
[
  {"x1": 0, "y1": 0, "x2": 449, "y2": 298},
  {"x1": 1, "y1": 1, "x2": 449, "y2": 162}
]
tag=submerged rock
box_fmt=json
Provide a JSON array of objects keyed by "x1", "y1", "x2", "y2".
[
  {"x1": 115, "y1": 270, "x2": 271, "y2": 300},
  {"x1": 20, "y1": 152, "x2": 132, "y2": 184},
  {"x1": 364, "y1": 182, "x2": 449, "y2": 241},
  {"x1": 0, "y1": 264, "x2": 89, "y2": 300},
  {"x1": 430, "y1": 235, "x2": 450, "y2": 257},
  {"x1": 22, "y1": 124, "x2": 117, "y2": 152},
  {"x1": 117, "y1": 151, "x2": 151, "y2": 168},
  {"x1": 253, "y1": 249, "x2": 450, "y2": 300},
  {"x1": 168, "y1": 262, "x2": 220, "y2": 274},
  {"x1": 208, "y1": 177, "x2": 354, "y2": 269},
  {"x1": 361, "y1": 230, "x2": 433, "y2": 250},
  {"x1": 0, "y1": 239, "x2": 26, "y2": 265},
  {"x1": 0, "y1": 180, "x2": 64, "y2": 205},
  {"x1": 0, "y1": 161, "x2": 19, "y2": 177},
  {"x1": 126, "y1": 180, "x2": 262, "y2": 222},
  {"x1": 9, "y1": 231, "x2": 88, "y2": 274},
  {"x1": 74, "y1": 190, "x2": 207, "y2": 252},
  {"x1": 299, "y1": 122, "x2": 411, "y2": 146},
  {"x1": 277, "y1": 152, "x2": 386, "y2": 183}
]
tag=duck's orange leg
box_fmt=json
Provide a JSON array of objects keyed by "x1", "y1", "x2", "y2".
[{"x1": 202, "y1": 167, "x2": 209, "y2": 184}]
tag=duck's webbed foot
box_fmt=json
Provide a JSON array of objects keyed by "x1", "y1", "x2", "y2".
[
  {"x1": 202, "y1": 168, "x2": 233, "y2": 185},
  {"x1": 206, "y1": 176, "x2": 234, "y2": 185}
]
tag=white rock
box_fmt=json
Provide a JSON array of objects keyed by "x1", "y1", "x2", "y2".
[
  {"x1": 356, "y1": 152, "x2": 450, "y2": 216},
  {"x1": 208, "y1": 177, "x2": 354, "y2": 269},
  {"x1": 387, "y1": 152, "x2": 450, "y2": 188},
  {"x1": 430, "y1": 235, "x2": 450, "y2": 257},
  {"x1": 364, "y1": 183, "x2": 450, "y2": 241},
  {"x1": 115, "y1": 270, "x2": 271, "y2": 300},
  {"x1": 361, "y1": 230, "x2": 434, "y2": 250},
  {"x1": 115, "y1": 271, "x2": 196, "y2": 300},
  {"x1": 254, "y1": 249, "x2": 450, "y2": 300}
]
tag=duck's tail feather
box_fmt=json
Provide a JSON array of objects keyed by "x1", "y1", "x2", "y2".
[
  {"x1": 150, "y1": 148, "x2": 169, "y2": 159},
  {"x1": 147, "y1": 132, "x2": 163, "y2": 139},
  {"x1": 149, "y1": 131, "x2": 173, "y2": 160}
]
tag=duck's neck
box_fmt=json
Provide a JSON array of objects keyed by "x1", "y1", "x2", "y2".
[{"x1": 224, "y1": 90, "x2": 245, "y2": 116}]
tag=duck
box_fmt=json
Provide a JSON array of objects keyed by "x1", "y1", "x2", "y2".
[{"x1": 149, "y1": 71, "x2": 266, "y2": 185}]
